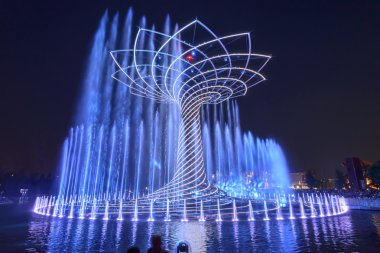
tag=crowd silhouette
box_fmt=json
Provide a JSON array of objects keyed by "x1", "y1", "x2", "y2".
[{"x1": 127, "y1": 235, "x2": 170, "y2": 253}]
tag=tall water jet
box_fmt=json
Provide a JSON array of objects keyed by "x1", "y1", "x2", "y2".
[
  {"x1": 288, "y1": 195, "x2": 295, "y2": 219},
  {"x1": 181, "y1": 199, "x2": 188, "y2": 222},
  {"x1": 299, "y1": 197, "x2": 306, "y2": 219},
  {"x1": 40, "y1": 197, "x2": 45, "y2": 215},
  {"x1": 248, "y1": 200, "x2": 255, "y2": 221},
  {"x1": 33, "y1": 197, "x2": 40, "y2": 213},
  {"x1": 47, "y1": 197, "x2": 52, "y2": 215},
  {"x1": 309, "y1": 196, "x2": 316, "y2": 218},
  {"x1": 263, "y1": 200, "x2": 270, "y2": 221},
  {"x1": 199, "y1": 200, "x2": 205, "y2": 222},
  {"x1": 52, "y1": 197, "x2": 59, "y2": 217},
  {"x1": 79, "y1": 197, "x2": 85, "y2": 219},
  {"x1": 46, "y1": 196, "x2": 53, "y2": 216},
  {"x1": 103, "y1": 200, "x2": 109, "y2": 220},
  {"x1": 39, "y1": 197, "x2": 44, "y2": 215},
  {"x1": 336, "y1": 196, "x2": 344, "y2": 214},
  {"x1": 232, "y1": 199, "x2": 239, "y2": 221},
  {"x1": 68, "y1": 199, "x2": 74, "y2": 219},
  {"x1": 117, "y1": 199, "x2": 123, "y2": 221},
  {"x1": 335, "y1": 196, "x2": 340, "y2": 214},
  {"x1": 337, "y1": 196, "x2": 341, "y2": 213},
  {"x1": 45, "y1": 197, "x2": 50, "y2": 215},
  {"x1": 36, "y1": 197, "x2": 41, "y2": 214},
  {"x1": 148, "y1": 199, "x2": 155, "y2": 221},
  {"x1": 132, "y1": 199, "x2": 138, "y2": 222},
  {"x1": 56, "y1": 12, "x2": 181, "y2": 210},
  {"x1": 59, "y1": 198, "x2": 65, "y2": 218},
  {"x1": 331, "y1": 195, "x2": 337, "y2": 215},
  {"x1": 276, "y1": 197, "x2": 284, "y2": 220},
  {"x1": 39, "y1": 197, "x2": 45, "y2": 215},
  {"x1": 90, "y1": 197, "x2": 97, "y2": 220},
  {"x1": 340, "y1": 197, "x2": 348, "y2": 213},
  {"x1": 318, "y1": 196, "x2": 325, "y2": 217},
  {"x1": 324, "y1": 194, "x2": 331, "y2": 216},
  {"x1": 216, "y1": 199, "x2": 222, "y2": 222},
  {"x1": 164, "y1": 199, "x2": 171, "y2": 222},
  {"x1": 337, "y1": 197, "x2": 341, "y2": 213},
  {"x1": 203, "y1": 116, "x2": 290, "y2": 196},
  {"x1": 48, "y1": 196, "x2": 56, "y2": 215}
]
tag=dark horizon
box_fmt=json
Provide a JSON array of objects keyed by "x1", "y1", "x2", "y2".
[{"x1": 0, "y1": 0, "x2": 379, "y2": 178}]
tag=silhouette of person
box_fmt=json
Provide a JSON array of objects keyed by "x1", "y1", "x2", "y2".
[
  {"x1": 147, "y1": 235, "x2": 169, "y2": 253},
  {"x1": 127, "y1": 246, "x2": 140, "y2": 253}
]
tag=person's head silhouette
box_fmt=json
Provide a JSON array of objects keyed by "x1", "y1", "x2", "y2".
[
  {"x1": 174, "y1": 240, "x2": 191, "y2": 253},
  {"x1": 148, "y1": 234, "x2": 168, "y2": 253},
  {"x1": 151, "y1": 234, "x2": 162, "y2": 249},
  {"x1": 127, "y1": 246, "x2": 140, "y2": 253}
]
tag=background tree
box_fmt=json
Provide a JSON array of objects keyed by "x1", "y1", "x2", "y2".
[
  {"x1": 368, "y1": 161, "x2": 380, "y2": 187},
  {"x1": 305, "y1": 170, "x2": 317, "y2": 189},
  {"x1": 335, "y1": 169, "x2": 346, "y2": 190}
]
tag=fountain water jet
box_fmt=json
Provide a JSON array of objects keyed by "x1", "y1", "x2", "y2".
[
  {"x1": 59, "y1": 198, "x2": 65, "y2": 218},
  {"x1": 181, "y1": 199, "x2": 188, "y2": 222},
  {"x1": 263, "y1": 200, "x2": 270, "y2": 221},
  {"x1": 331, "y1": 195, "x2": 337, "y2": 215},
  {"x1": 216, "y1": 199, "x2": 223, "y2": 222},
  {"x1": 68, "y1": 200, "x2": 74, "y2": 219},
  {"x1": 164, "y1": 199, "x2": 171, "y2": 222},
  {"x1": 46, "y1": 196, "x2": 53, "y2": 216},
  {"x1": 276, "y1": 197, "x2": 284, "y2": 220},
  {"x1": 309, "y1": 196, "x2": 316, "y2": 218},
  {"x1": 33, "y1": 197, "x2": 40, "y2": 213},
  {"x1": 288, "y1": 195, "x2": 295, "y2": 220},
  {"x1": 299, "y1": 197, "x2": 306, "y2": 219},
  {"x1": 199, "y1": 200, "x2": 205, "y2": 222},
  {"x1": 148, "y1": 199, "x2": 155, "y2": 222},
  {"x1": 132, "y1": 199, "x2": 138, "y2": 222},
  {"x1": 337, "y1": 196, "x2": 342, "y2": 213},
  {"x1": 90, "y1": 197, "x2": 97, "y2": 220},
  {"x1": 52, "y1": 197, "x2": 59, "y2": 217},
  {"x1": 79, "y1": 197, "x2": 85, "y2": 219},
  {"x1": 117, "y1": 199, "x2": 123, "y2": 221},
  {"x1": 248, "y1": 200, "x2": 255, "y2": 221},
  {"x1": 232, "y1": 199, "x2": 239, "y2": 221},
  {"x1": 324, "y1": 194, "x2": 331, "y2": 216},
  {"x1": 318, "y1": 196, "x2": 325, "y2": 217},
  {"x1": 103, "y1": 200, "x2": 109, "y2": 220}
]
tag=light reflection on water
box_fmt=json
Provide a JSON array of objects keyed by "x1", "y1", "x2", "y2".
[
  {"x1": 372, "y1": 213, "x2": 380, "y2": 236},
  {"x1": 2, "y1": 205, "x2": 380, "y2": 253},
  {"x1": 28, "y1": 215, "x2": 360, "y2": 252}
]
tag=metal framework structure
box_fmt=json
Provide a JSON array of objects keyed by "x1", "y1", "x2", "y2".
[
  {"x1": 33, "y1": 20, "x2": 349, "y2": 222},
  {"x1": 110, "y1": 19, "x2": 270, "y2": 201}
]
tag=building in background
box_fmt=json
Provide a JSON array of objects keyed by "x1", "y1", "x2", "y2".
[
  {"x1": 289, "y1": 172, "x2": 308, "y2": 189},
  {"x1": 343, "y1": 157, "x2": 373, "y2": 190},
  {"x1": 320, "y1": 178, "x2": 336, "y2": 189}
]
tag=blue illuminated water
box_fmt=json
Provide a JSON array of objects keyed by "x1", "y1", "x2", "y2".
[
  {"x1": 56, "y1": 9, "x2": 290, "y2": 205},
  {"x1": 1, "y1": 203, "x2": 380, "y2": 252}
]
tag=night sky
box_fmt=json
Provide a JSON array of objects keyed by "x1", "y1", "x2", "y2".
[{"x1": 0, "y1": 0, "x2": 379, "y2": 178}]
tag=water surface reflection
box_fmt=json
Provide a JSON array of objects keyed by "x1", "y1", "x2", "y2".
[{"x1": 15, "y1": 211, "x2": 380, "y2": 252}]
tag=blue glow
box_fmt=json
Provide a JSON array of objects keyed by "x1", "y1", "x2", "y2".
[{"x1": 32, "y1": 11, "x2": 337, "y2": 222}]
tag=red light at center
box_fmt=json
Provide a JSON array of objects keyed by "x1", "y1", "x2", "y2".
[{"x1": 185, "y1": 54, "x2": 194, "y2": 61}]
